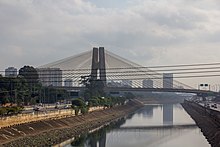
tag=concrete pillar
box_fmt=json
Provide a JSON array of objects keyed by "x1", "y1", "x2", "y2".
[
  {"x1": 91, "y1": 47, "x2": 99, "y2": 80},
  {"x1": 99, "y1": 47, "x2": 107, "y2": 86}
]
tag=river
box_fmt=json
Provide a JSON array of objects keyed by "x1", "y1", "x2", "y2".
[{"x1": 63, "y1": 104, "x2": 210, "y2": 147}]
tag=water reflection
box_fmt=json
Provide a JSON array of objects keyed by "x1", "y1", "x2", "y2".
[
  {"x1": 70, "y1": 118, "x2": 126, "y2": 147},
  {"x1": 163, "y1": 104, "x2": 173, "y2": 125},
  {"x1": 142, "y1": 105, "x2": 154, "y2": 118},
  {"x1": 65, "y1": 104, "x2": 210, "y2": 147}
]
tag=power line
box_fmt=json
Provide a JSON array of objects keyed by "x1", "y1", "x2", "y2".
[
  {"x1": 2, "y1": 69, "x2": 220, "y2": 78},
  {"x1": 3, "y1": 66, "x2": 220, "y2": 75},
  {"x1": 1, "y1": 74, "x2": 220, "y2": 83},
  {"x1": 2, "y1": 62, "x2": 220, "y2": 72}
]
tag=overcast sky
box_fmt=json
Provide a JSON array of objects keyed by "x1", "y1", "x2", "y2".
[{"x1": 1, "y1": 0, "x2": 220, "y2": 88}]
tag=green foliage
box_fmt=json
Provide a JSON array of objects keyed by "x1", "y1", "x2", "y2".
[
  {"x1": 0, "y1": 107, "x2": 7, "y2": 116},
  {"x1": 0, "y1": 66, "x2": 71, "y2": 105},
  {"x1": 71, "y1": 98, "x2": 88, "y2": 115},
  {"x1": 81, "y1": 76, "x2": 106, "y2": 100},
  {"x1": 1, "y1": 97, "x2": 10, "y2": 104},
  {"x1": 72, "y1": 98, "x2": 85, "y2": 107},
  {"x1": 72, "y1": 106, "x2": 80, "y2": 115},
  {"x1": 81, "y1": 106, "x2": 89, "y2": 115},
  {"x1": 39, "y1": 87, "x2": 70, "y2": 103},
  {"x1": 88, "y1": 98, "x2": 99, "y2": 107},
  {"x1": 70, "y1": 95, "x2": 129, "y2": 116},
  {"x1": 0, "y1": 106, "x2": 24, "y2": 116},
  {"x1": 0, "y1": 72, "x2": 30, "y2": 105},
  {"x1": 19, "y1": 65, "x2": 39, "y2": 84}
]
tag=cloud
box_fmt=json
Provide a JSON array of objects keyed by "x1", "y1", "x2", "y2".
[{"x1": 1, "y1": 0, "x2": 220, "y2": 86}]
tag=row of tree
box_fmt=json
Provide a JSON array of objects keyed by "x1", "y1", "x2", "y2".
[
  {"x1": 70, "y1": 73, "x2": 134, "y2": 115},
  {"x1": 71, "y1": 96, "x2": 128, "y2": 116},
  {"x1": 0, "y1": 65, "x2": 70, "y2": 106}
]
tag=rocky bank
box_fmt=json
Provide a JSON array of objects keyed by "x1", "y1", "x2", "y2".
[{"x1": 0, "y1": 100, "x2": 143, "y2": 147}]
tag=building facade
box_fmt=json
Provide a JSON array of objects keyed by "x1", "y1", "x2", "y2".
[
  {"x1": 5, "y1": 67, "x2": 17, "y2": 77},
  {"x1": 163, "y1": 73, "x2": 173, "y2": 88},
  {"x1": 37, "y1": 68, "x2": 62, "y2": 87},
  {"x1": 64, "y1": 79, "x2": 73, "y2": 87}
]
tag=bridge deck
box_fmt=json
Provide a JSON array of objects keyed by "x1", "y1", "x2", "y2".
[{"x1": 117, "y1": 124, "x2": 197, "y2": 131}]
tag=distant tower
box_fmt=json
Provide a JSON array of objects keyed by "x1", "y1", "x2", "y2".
[
  {"x1": 163, "y1": 73, "x2": 173, "y2": 88},
  {"x1": 5, "y1": 67, "x2": 17, "y2": 77},
  {"x1": 143, "y1": 79, "x2": 153, "y2": 88},
  {"x1": 91, "y1": 47, "x2": 107, "y2": 86},
  {"x1": 99, "y1": 47, "x2": 107, "y2": 85},
  {"x1": 37, "y1": 68, "x2": 62, "y2": 87}
]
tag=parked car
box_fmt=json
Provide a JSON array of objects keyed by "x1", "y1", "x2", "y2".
[
  {"x1": 64, "y1": 105, "x2": 70, "y2": 109},
  {"x1": 33, "y1": 106, "x2": 43, "y2": 111},
  {"x1": 33, "y1": 106, "x2": 40, "y2": 111}
]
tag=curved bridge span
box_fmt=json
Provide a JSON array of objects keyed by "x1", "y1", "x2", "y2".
[{"x1": 57, "y1": 86, "x2": 219, "y2": 97}]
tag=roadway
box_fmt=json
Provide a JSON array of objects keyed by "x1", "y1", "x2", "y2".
[
  {"x1": 57, "y1": 86, "x2": 219, "y2": 96},
  {"x1": 198, "y1": 102, "x2": 220, "y2": 112},
  {"x1": 23, "y1": 104, "x2": 72, "y2": 114}
]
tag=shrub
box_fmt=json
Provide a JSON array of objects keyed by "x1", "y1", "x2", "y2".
[
  {"x1": 81, "y1": 106, "x2": 89, "y2": 115},
  {"x1": 0, "y1": 106, "x2": 24, "y2": 116}
]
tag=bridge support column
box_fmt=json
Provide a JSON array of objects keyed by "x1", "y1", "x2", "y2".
[
  {"x1": 91, "y1": 47, "x2": 99, "y2": 80},
  {"x1": 99, "y1": 47, "x2": 107, "y2": 86},
  {"x1": 91, "y1": 47, "x2": 107, "y2": 86}
]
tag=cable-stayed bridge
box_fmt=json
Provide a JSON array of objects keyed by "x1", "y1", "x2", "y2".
[{"x1": 37, "y1": 47, "x2": 219, "y2": 98}]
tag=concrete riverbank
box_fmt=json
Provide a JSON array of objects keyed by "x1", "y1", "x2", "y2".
[
  {"x1": 0, "y1": 100, "x2": 143, "y2": 147},
  {"x1": 182, "y1": 100, "x2": 220, "y2": 147},
  {"x1": 0, "y1": 106, "x2": 103, "y2": 129}
]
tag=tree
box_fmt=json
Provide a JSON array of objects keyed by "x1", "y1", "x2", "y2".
[
  {"x1": 19, "y1": 66, "x2": 40, "y2": 104},
  {"x1": 19, "y1": 66, "x2": 39, "y2": 84},
  {"x1": 72, "y1": 98, "x2": 85, "y2": 107},
  {"x1": 80, "y1": 75, "x2": 105, "y2": 100},
  {"x1": 14, "y1": 76, "x2": 29, "y2": 105},
  {"x1": 71, "y1": 98, "x2": 88, "y2": 115}
]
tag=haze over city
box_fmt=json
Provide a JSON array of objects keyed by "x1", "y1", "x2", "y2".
[
  {"x1": 1, "y1": 0, "x2": 220, "y2": 87},
  {"x1": 1, "y1": 1, "x2": 220, "y2": 147}
]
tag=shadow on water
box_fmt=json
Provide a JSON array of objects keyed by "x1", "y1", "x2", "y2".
[{"x1": 70, "y1": 118, "x2": 127, "y2": 147}]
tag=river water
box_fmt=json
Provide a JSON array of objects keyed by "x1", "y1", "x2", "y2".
[{"x1": 64, "y1": 104, "x2": 210, "y2": 147}]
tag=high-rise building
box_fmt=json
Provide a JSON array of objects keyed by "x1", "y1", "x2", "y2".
[
  {"x1": 37, "y1": 68, "x2": 62, "y2": 87},
  {"x1": 64, "y1": 79, "x2": 73, "y2": 87},
  {"x1": 142, "y1": 79, "x2": 153, "y2": 88},
  {"x1": 163, "y1": 73, "x2": 173, "y2": 88},
  {"x1": 5, "y1": 67, "x2": 17, "y2": 77}
]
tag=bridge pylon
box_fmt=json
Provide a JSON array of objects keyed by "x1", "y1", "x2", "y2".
[{"x1": 91, "y1": 47, "x2": 107, "y2": 86}]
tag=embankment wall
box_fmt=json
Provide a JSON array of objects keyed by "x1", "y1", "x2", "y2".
[
  {"x1": 0, "y1": 107, "x2": 103, "y2": 129},
  {"x1": 182, "y1": 100, "x2": 220, "y2": 147},
  {"x1": 0, "y1": 100, "x2": 143, "y2": 147}
]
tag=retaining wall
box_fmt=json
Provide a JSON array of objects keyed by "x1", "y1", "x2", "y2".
[
  {"x1": 0, "y1": 100, "x2": 143, "y2": 146},
  {"x1": 182, "y1": 100, "x2": 220, "y2": 147},
  {"x1": 0, "y1": 107, "x2": 103, "y2": 129}
]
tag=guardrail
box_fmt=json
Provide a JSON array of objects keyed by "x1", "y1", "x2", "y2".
[{"x1": 184, "y1": 100, "x2": 220, "y2": 125}]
